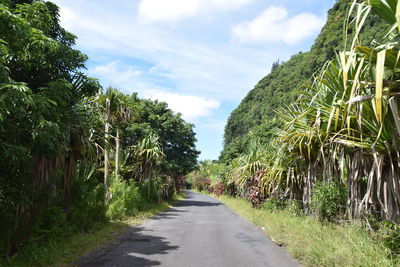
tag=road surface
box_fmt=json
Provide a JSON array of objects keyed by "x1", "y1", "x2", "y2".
[{"x1": 77, "y1": 190, "x2": 300, "y2": 267}]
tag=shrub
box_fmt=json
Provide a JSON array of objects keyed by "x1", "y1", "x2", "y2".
[
  {"x1": 286, "y1": 199, "x2": 303, "y2": 216},
  {"x1": 263, "y1": 198, "x2": 303, "y2": 216},
  {"x1": 174, "y1": 176, "x2": 187, "y2": 192},
  {"x1": 263, "y1": 197, "x2": 287, "y2": 211},
  {"x1": 71, "y1": 183, "x2": 107, "y2": 231},
  {"x1": 213, "y1": 183, "x2": 225, "y2": 196},
  {"x1": 32, "y1": 206, "x2": 70, "y2": 243},
  {"x1": 377, "y1": 220, "x2": 400, "y2": 256},
  {"x1": 310, "y1": 181, "x2": 347, "y2": 221},
  {"x1": 138, "y1": 176, "x2": 175, "y2": 203},
  {"x1": 194, "y1": 176, "x2": 211, "y2": 192},
  {"x1": 204, "y1": 178, "x2": 213, "y2": 193},
  {"x1": 246, "y1": 170, "x2": 264, "y2": 207},
  {"x1": 107, "y1": 178, "x2": 143, "y2": 220}
]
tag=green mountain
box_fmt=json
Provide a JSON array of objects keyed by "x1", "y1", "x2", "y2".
[{"x1": 220, "y1": 0, "x2": 387, "y2": 162}]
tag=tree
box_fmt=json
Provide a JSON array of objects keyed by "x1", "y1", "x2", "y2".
[
  {"x1": 133, "y1": 133, "x2": 164, "y2": 181},
  {"x1": 0, "y1": 1, "x2": 100, "y2": 255},
  {"x1": 96, "y1": 87, "x2": 131, "y2": 188},
  {"x1": 123, "y1": 98, "x2": 199, "y2": 178}
]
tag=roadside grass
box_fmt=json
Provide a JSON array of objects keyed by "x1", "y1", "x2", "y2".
[
  {"x1": 216, "y1": 194, "x2": 398, "y2": 267},
  {"x1": 3, "y1": 193, "x2": 184, "y2": 267}
]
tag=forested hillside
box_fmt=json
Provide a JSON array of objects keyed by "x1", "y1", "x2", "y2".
[{"x1": 221, "y1": 0, "x2": 387, "y2": 162}]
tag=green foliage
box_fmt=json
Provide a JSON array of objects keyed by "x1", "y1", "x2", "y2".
[
  {"x1": 137, "y1": 175, "x2": 184, "y2": 203},
  {"x1": 124, "y1": 98, "x2": 199, "y2": 177},
  {"x1": 106, "y1": 176, "x2": 175, "y2": 220},
  {"x1": 133, "y1": 133, "x2": 165, "y2": 181},
  {"x1": 377, "y1": 220, "x2": 400, "y2": 256},
  {"x1": 222, "y1": 0, "x2": 400, "y2": 222},
  {"x1": 188, "y1": 160, "x2": 226, "y2": 193},
  {"x1": 32, "y1": 206, "x2": 70, "y2": 243},
  {"x1": 0, "y1": 1, "x2": 102, "y2": 258},
  {"x1": 71, "y1": 177, "x2": 107, "y2": 232},
  {"x1": 0, "y1": 1, "x2": 198, "y2": 261},
  {"x1": 1, "y1": 196, "x2": 180, "y2": 267},
  {"x1": 262, "y1": 198, "x2": 288, "y2": 212},
  {"x1": 106, "y1": 177, "x2": 143, "y2": 220},
  {"x1": 311, "y1": 181, "x2": 347, "y2": 221}
]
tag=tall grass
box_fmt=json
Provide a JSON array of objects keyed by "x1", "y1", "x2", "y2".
[{"x1": 219, "y1": 195, "x2": 398, "y2": 267}]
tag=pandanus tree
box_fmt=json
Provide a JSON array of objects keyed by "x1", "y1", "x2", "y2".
[
  {"x1": 275, "y1": 0, "x2": 400, "y2": 219},
  {"x1": 133, "y1": 133, "x2": 165, "y2": 182},
  {"x1": 227, "y1": 139, "x2": 267, "y2": 192},
  {"x1": 109, "y1": 90, "x2": 131, "y2": 180},
  {"x1": 96, "y1": 87, "x2": 130, "y2": 188}
]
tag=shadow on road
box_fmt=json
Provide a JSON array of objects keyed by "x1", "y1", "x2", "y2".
[
  {"x1": 151, "y1": 208, "x2": 187, "y2": 220},
  {"x1": 175, "y1": 199, "x2": 221, "y2": 207},
  {"x1": 170, "y1": 190, "x2": 222, "y2": 208},
  {"x1": 151, "y1": 198, "x2": 221, "y2": 221},
  {"x1": 79, "y1": 227, "x2": 179, "y2": 267}
]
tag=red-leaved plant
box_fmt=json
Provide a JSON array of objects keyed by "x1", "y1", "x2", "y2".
[
  {"x1": 247, "y1": 170, "x2": 266, "y2": 207},
  {"x1": 213, "y1": 183, "x2": 225, "y2": 197}
]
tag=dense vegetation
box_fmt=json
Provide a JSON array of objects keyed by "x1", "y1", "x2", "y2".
[
  {"x1": 0, "y1": 0, "x2": 198, "y2": 262},
  {"x1": 190, "y1": 0, "x2": 400, "y2": 261},
  {"x1": 221, "y1": 0, "x2": 387, "y2": 162}
]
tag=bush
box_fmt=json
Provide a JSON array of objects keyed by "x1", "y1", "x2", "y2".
[
  {"x1": 32, "y1": 206, "x2": 70, "y2": 243},
  {"x1": 263, "y1": 197, "x2": 287, "y2": 211},
  {"x1": 311, "y1": 181, "x2": 347, "y2": 221},
  {"x1": 263, "y1": 198, "x2": 303, "y2": 216},
  {"x1": 174, "y1": 176, "x2": 187, "y2": 192},
  {"x1": 204, "y1": 178, "x2": 213, "y2": 193},
  {"x1": 139, "y1": 178, "x2": 159, "y2": 202},
  {"x1": 377, "y1": 220, "x2": 400, "y2": 255},
  {"x1": 138, "y1": 176, "x2": 176, "y2": 203},
  {"x1": 107, "y1": 178, "x2": 144, "y2": 220},
  {"x1": 71, "y1": 183, "x2": 107, "y2": 232},
  {"x1": 194, "y1": 177, "x2": 211, "y2": 192},
  {"x1": 213, "y1": 183, "x2": 225, "y2": 196},
  {"x1": 285, "y1": 199, "x2": 303, "y2": 216},
  {"x1": 246, "y1": 171, "x2": 264, "y2": 207}
]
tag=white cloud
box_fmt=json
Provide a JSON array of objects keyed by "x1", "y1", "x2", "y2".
[
  {"x1": 58, "y1": 5, "x2": 76, "y2": 29},
  {"x1": 143, "y1": 90, "x2": 220, "y2": 122},
  {"x1": 233, "y1": 6, "x2": 325, "y2": 44},
  {"x1": 138, "y1": 0, "x2": 255, "y2": 23},
  {"x1": 53, "y1": 0, "x2": 278, "y2": 101},
  {"x1": 51, "y1": 0, "x2": 332, "y2": 159},
  {"x1": 89, "y1": 62, "x2": 221, "y2": 122},
  {"x1": 91, "y1": 61, "x2": 142, "y2": 87}
]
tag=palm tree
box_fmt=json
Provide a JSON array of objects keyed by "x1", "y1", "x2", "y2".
[
  {"x1": 133, "y1": 133, "x2": 164, "y2": 182},
  {"x1": 97, "y1": 87, "x2": 130, "y2": 189}
]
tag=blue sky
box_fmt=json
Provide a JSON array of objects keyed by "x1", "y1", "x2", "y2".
[{"x1": 53, "y1": 0, "x2": 336, "y2": 160}]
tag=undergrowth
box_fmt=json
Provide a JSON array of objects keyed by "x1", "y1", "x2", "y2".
[
  {"x1": 1, "y1": 194, "x2": 183, "y2": 267},
  {"x1": 217, "y1": 195, "x2": 398, "y2": 267}
]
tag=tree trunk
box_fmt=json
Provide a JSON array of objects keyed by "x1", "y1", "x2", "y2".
[
  {"x1": 115, "y1": 124, "x2": 120, "y2": 179},
  {"x1": 104, "y1": 98, "x2": 110, "y2": 191}
]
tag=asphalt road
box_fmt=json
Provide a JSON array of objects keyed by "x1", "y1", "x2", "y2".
[{"x1": 78, "y1": 190, "x2": 300, "y2": 267}]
